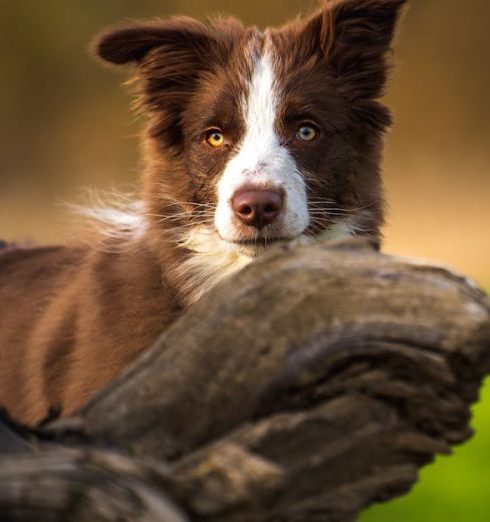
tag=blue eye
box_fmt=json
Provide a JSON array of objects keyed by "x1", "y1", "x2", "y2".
[{"x1": 296, "y1": 124, "x2": 317, "y2": 142}]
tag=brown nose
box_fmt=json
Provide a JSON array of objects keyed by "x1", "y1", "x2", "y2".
[{"x1": 231, "y1": 189, "x2": 283, "y2": 229}]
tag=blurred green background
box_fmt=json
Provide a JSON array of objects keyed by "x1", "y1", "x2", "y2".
[{"x1": 0, "y1": 1, "x2": 488, "y2": 520}]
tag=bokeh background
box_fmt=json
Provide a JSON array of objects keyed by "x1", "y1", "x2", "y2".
[{"x1": 1, "y1": 1, "x2": 488, "y2": 520}]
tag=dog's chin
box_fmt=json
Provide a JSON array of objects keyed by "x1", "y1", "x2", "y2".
[
  {"x1": 222, "y1": 235, "x2": 306, "y2": 258},
  {"x1": 220, "y1": 221, "x2": 356, "y2": 257},
  {"x1": 184, "y1": 222, "x2": 354, "y2": 260},
  {"x1": 181, "y1": 226, "x2": 304, "y2": 259}
]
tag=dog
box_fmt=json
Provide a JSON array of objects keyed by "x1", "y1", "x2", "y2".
[{"x1": 0, "y1": 0, "x2": 407, "y2": 425}]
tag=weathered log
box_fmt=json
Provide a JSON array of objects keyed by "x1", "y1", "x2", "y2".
[
  {"x1": 0, "y1": 448, "x2": 188, "y2": 522},
  {"x1": 1, "y1": 239, "x2": 489, "y2": 521}
]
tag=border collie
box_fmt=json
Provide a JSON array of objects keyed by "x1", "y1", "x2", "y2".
[{"x1": 0, "y1": 0, "x2": 407, "y2": 424}]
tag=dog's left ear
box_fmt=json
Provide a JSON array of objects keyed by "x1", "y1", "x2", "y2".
[{"x1": 304, "y1": 0, "x2": 407, "y2": 101}]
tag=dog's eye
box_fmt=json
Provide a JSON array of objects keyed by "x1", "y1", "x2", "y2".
[
  {"x1": 205, "y1": 129, "x2": 225, "y2": 148},
  {"x1": 296, "y1": 124, "x2": 317, "y2": 142}
]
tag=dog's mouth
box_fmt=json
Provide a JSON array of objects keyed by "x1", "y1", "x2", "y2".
[
  {"x1": 233, "y1": 237, "x2": 289, "y2": 246},
  {"x1": 221, "y1": 234, "x2": 304, "y2": 257}
]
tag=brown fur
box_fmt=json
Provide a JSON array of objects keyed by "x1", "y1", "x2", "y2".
[
  {"x1": 0, "y1": 241, "x2": 181, "y2": 423},
  {"x1": 0, "y1": 0, "x2": 407, "y2": 425}
]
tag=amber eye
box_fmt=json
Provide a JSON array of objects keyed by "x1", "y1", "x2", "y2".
[
  {"x1": 296, "y1": 124, "x2": 317, "y2": 142},
  {"x1": 205, "y1": 129, "x2": 225, "y2": 148}
]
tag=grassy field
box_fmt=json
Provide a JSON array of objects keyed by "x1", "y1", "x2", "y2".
[{"x1": 360, "y1": 377, "x2": 490, "y2": 521}]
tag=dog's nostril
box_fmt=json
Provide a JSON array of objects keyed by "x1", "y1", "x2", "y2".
[
  {"x1": 240, "y1": 205, "x2": 253, "y2": 216},
  {"x1": 232, "y1": 189, "x2": 284, "y2": 229}
]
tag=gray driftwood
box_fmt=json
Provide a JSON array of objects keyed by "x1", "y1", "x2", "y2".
[{"x1": 1, "y1": 239, "x2": 489, "y2": 522}]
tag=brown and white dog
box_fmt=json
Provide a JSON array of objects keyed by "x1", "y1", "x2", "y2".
[{"x1": 0, "y1": 0, "x2": 407, "y2": 424}]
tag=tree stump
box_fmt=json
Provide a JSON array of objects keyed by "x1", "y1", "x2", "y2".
[{"x1": 1, "y1": 239, "x2": 489, "y2": 521}]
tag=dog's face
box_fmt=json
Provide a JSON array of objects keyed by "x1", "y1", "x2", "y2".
[{"x1": 96, "y1": 0, "x2": 406, "y2": 259}]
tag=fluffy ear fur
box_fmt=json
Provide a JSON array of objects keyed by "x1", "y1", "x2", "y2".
[
  {"x1": 304, "y1": 0, "x2": 407, "y2": 101},
  {"x1": 94, "y1": 18, "x2": 216, "y2": 65}
]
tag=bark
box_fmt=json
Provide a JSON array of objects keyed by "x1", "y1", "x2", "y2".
[{"x1": 1, "y1": 239, "x2": 489, "y2": 521}]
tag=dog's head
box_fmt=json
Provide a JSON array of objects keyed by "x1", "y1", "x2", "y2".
[{"x1": 95, "y1": 0, "x2": 406, "y2": 262}]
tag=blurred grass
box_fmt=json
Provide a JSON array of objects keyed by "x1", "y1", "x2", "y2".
[{"x1": 360, "y1": 375, "x2": 490, "y2": 522}]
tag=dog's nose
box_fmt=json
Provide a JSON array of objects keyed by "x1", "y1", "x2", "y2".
[{"x1": 232, "y1": 189, "x2": 283, "y2": 229}]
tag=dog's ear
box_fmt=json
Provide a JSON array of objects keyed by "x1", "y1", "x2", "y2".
[
  {"x1": 304, "y1": 0, "x2": 407, "y2": 101},
  {"x1": 94, "y1": 17, "x2": 216, "y2": 66}
]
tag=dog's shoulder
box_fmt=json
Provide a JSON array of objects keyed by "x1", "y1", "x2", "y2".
[{"x1": 0, "y1": 243, "x2": 87, "y2": 289}]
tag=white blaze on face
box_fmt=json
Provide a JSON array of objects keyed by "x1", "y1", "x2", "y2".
[{"x1": 214, "y1": 47, "x2": 309, "y2": 245}]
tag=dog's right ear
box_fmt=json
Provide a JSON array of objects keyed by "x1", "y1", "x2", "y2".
[{"x1": 93, "y1": 17, "x2": 215, "y2": 66}]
